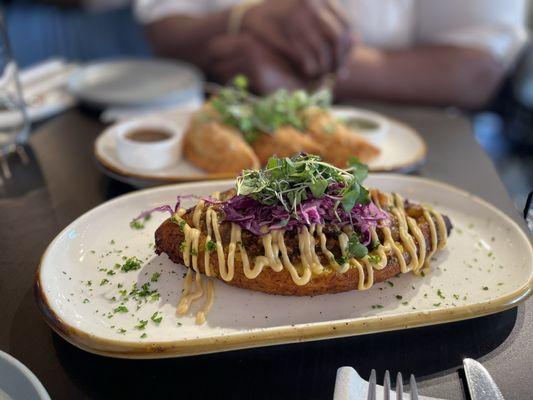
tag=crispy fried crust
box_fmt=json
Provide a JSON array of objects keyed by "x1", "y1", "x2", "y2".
[
  {"x1": 183, "y1": 107, "x2": 259, "y2": 174},
  {"x1": 251, "y1": 126, "x2": 323, "y2": 165},
  {"x1": 304, "y1": 108, "x2": 381, "y2": 166},
  {"x1": 155, "y1": 200, "x2": 451, "y2": 296},
  {"x1": 183, "y1": 104, "x2": 380, "y2": 173}
]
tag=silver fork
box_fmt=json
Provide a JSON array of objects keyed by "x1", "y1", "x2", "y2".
[{"x1": 367, "y1": 369, "x2": 419, "y2": 400}]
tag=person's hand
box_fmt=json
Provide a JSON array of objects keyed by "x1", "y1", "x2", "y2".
[
  {"x1": 241, "y1": 0, "x2": 352, "y2": 79},
  {"x1": 208, "y1": 34, "x2": 305, "y2": 94}
]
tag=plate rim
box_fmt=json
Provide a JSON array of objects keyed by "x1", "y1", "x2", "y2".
[
  {"x1": 0, "y1": 350, "x2": 51, "y2": 400},
  {"x1": 68, "y1": 58, "x2": 204, "y2": 107},
  {"x1": 34, "y1": 175, "x2": 532, "y2": 359},
  {"x1": 93, "y1": 109, "x2": 427, "y2": 184}
]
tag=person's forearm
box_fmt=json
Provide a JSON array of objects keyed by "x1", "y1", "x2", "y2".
[
  {"x1": 334, "y1": 45, "x2": 505, "y2": 109},
  {"x1": 144, "y1": 10, "x2": 231, "y2": 69}
]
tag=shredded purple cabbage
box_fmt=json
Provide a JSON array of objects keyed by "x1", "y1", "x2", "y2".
[
  {"x1": 222, "y1": 193, "x2": 389, "y2": 244},
  {"x1": 134, "y1": 191, "x2": 389, "y2": 244},
  {"x1": 133, "y1": 195, "x2": 219, "y2": 221}
]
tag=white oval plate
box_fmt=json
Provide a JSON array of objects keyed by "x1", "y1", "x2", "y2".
[
  {"x1": 94, "y1": 107, "x2": 426, "y2": 187},
  {"x1": 35, "y1": 176, "x2": 532, "y2": 358}
]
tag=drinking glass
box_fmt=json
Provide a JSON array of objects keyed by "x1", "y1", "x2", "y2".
[{"x1": 0, "y1": 12, "x2": 29, "y2": 180}]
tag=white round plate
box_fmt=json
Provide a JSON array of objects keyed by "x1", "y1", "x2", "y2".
[
  {"x1": 36, "y1": 175, "x2": 532, "y2": 358},
  {"x1": 68, "y1": 59, "x2": 204, "y2": 107},
  {"x1": 330, "y1": 106, "x2": 390, "y2": 145},
  {"x1": 94, "y1": 107, "x2": 426, "y2": 187},
  {"x1": 0, "y1": 350, "x2": 50, "y2": 400}
]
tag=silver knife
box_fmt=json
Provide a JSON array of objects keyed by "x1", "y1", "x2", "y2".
[{"x1": 463, "y1": 358, "x2": 505, "y2": 400}]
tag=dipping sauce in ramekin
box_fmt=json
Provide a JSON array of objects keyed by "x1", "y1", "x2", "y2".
[{"x1": 114, "y1": 118, "x2": 184, "y2": 171}]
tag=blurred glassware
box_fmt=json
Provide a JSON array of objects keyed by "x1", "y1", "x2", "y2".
[{"x1": 0, "y1": 12, "x2": 30, "y2": 183}]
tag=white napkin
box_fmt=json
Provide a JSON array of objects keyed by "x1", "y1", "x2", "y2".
[
  {"x1": 0, "y1": 58, "x2": 78, "y2": 128},
  {"x1": 333, "y1": 367, "x2": 443, "y2": 400}
]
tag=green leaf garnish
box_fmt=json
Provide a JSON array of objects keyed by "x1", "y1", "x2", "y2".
[
  {"x1": 151, "y1": 312, "x2": 163, "y2": 324},
  {"x1": 210, "y1": 76, "x2": 331, "y2": 143},
  {"x1": 206, "y1": 240, "x2": 216, "y2": 252},
  {"x1": 236, "y1": 154, "x2": 370, "y2": 216},
  {"x1": 347, "y1": 234, "x2": 368, "y2": 259}
]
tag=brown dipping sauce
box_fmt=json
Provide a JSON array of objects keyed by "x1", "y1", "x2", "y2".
[{"x1": 126, "y1": 129, "x2": 172, "y2": 143}]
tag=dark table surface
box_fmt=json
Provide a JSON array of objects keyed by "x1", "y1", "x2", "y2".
[{"x1": 0, "y1": 106, "x2": 531, "y2": 400}]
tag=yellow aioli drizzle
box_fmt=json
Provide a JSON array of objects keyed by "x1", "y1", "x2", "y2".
[
  {"x1": 422, "y1": 209, "x2": 438, "y2": 269},
  {"x1": 175, "y1": 209, "x2": 210, "y2": 324},
  {"x1": 192, "y1": 200, "x2": 205, "y2": 228},
  {"x1": 316, "y1": 224, "x2": 348, "y2": 273},
  {"x1": 298, "y1": 225, "x2": 324, "y2": 275},
  {"x1": 391, "y1": 193, "x2": 418, "y2": 272},
  {"x1": 177, "y1": 269, "x2": 204, "y2": 314},
  {"x1": 173, "y1": 190, "x2": 448, "y2": 323},
  {"x1": 195, "y1": 279, "x2": 214, "y2": 325}
]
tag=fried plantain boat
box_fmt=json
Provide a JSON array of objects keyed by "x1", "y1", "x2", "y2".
[{"x1": 145, "y1": 154, "x2": 452, "y2": 324}]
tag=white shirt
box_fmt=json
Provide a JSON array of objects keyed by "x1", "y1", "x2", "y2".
[{"x1": 135, "y1": 0, "x2": 528, "y2": 68}]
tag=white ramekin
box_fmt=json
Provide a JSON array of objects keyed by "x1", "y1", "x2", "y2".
[{"x1": 113, "y1": 118, "x2": 184, "y2": 171}]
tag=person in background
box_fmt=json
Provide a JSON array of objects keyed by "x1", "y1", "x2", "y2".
[
  {"x1": 136, "y1": 0, "x2": 528, "y2": 108},
  {"x1": 4, "y1": 0, "x2": 150, "y2": 67}
]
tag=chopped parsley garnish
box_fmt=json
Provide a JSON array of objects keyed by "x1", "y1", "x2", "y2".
[
  {"x1": 140, "y1": 333, "x2": 147, "y2": 338},
  {"x1": 368, "y1": 254, "x2": 381, "y2": 264},
  {"x1": 126, "y1": 282, "x2": 159, "y2": 304},
  {"x1": 482, "y1": 286, "x2": 489, "y2": 291},
  {"x1": 191, "y1": 249, "x2": 198, "y2": 256},
  {"x1": 86, "y1": 280, "x2": 92, "y2": 287},
  {"x1": 179, "y1": 220, "x2": 186, "y2": 231},
  {"x1": 130, "y1": 215, "x2": 150, "y2": 230},
  {"x1": 100, "y1": 278, "x2": 109, "y2": 286},
  {"x1": 135, "y1": 320, "x2": 148, "y2": 330},
  {"x1": 437, "y1": 289, "x2": 445, "y2": 299},
  {"x1": 336, "y1": 256, "x2": 348, "y2": 265},
  {"x1": 206, "y1": 240, "x2": 216, "y2": 252},
  {"x1": 107, "y1": 270, "x2": 116, "y2": 276},
  {"x1": 114, "y1": 305, "x2": 128, "y2": 313},
  {"x1": 120, "y1": 257, "x2": 142, "y2": 272},
  {"x1": 82, "y1": 298, "x2": 90, "y2": 304},
  {"x1": 150, "y1": 272, "x2": 161, "y2": 282},
  {"x1": 110, "y1": 239, "x2": 116, "y2": 245},
  {"x1": 151, "y1": 312, "x2": 163, "y2": 324},
  {"x1": 180, "y1": 242, "x2": 186, "y2": 252},
  {"x1": 386, "y1": 281, "x2": 394, "y2": 287},
  {"x1": 117, "y1": 328, "x2": 126, "y2": 334},
  {"x1": 130, "y1": 220, "x2": 144, "y2": 229},
  {"x1": 395, "y1": 295, "x2": 403, "y2": 300},
  {"x1": 433, "y1": 303, "x2": 441, "y2": 307}
]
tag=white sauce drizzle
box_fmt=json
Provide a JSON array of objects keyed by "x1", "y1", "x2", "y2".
[{"x1": 174, "y1": 189, "x2": 447, "y2": 324}]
